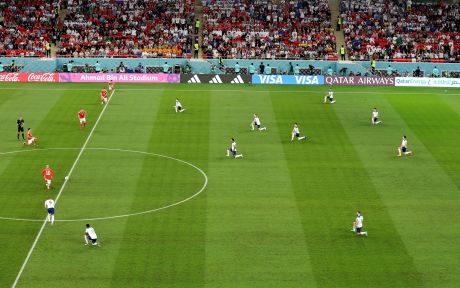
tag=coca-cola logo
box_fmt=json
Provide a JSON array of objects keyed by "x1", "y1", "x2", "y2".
[
  {"x1": 0, "y1": 73, "x2": 20, "y2": 82},
  {"x1": 27, "y1": 73, "x2": 58, "y2": 82}
]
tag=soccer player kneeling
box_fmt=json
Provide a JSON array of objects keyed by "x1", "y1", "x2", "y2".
[
  {"x1": 324, "y1": 89, "x2": 336, "y2": 104},
  {"x1": 84, "y1": 224, "x2": 99, "y2": 246},
  {"x1": 291, "y1": 123, "x2": 307, "y2": 142},
  {"x1": 397, "y1": 135, "x2": 413, "y2": 157},
  {"x1": 175, "y1": 98, "x2": 186, "y2": 113},
  {"x1": 372, "y1": 108, "x2": 381, "y2": 125},
  {"x1": 24, "y1": 128, "x2": 38, "y2": 146},
  {"x1": 351, "y1": 211, "x2": 368, "y2": 236},
  {"x1": 226, "y1": 138, "x2": 243, "y2": 158},
  {"x1": 251, "y1": 114, "x2": 267, "y2": 131}
]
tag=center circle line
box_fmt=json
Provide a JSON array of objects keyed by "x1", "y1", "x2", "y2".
[{"x1": 0, "y1": 147, "x2": 208, "y2": 222}]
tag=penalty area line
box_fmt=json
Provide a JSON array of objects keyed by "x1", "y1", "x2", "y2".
[{"x1": 11, "y1": 90, "x2": 116, "y2": 288}]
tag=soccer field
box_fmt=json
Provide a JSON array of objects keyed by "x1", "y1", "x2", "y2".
[{"x1": 0, "y1": 83, "x2": 459, "y2": 288}]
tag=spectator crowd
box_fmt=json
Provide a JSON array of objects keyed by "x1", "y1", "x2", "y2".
[
  {"x1": 0, "y1": 0, "x2": 59, "y2": 57},
  {"x1": 202, "y1": 0, "x2": 337, "y2": 60},
  {"x1": 57, "y1": 0, "x2": 195, "y2": 58},
  {"x1": 340, "y1": 0, "x2": 460, "y2": 62},
  {"x1": 0, "y1": 0, "x2": 459, "y2": 63}
]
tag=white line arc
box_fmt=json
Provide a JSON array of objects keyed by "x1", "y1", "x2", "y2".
[{"x1": 0, "y1": 148, "x2": 208, "y2": 222}]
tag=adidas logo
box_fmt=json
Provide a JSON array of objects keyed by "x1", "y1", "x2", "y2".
[
  {"x1": 187, "y1": 75, "x2": 201, "y2": 83},
  {"x1": 209, "y1": 75, "x2": 223, "y2": 84},
  {"x1": 230, "y1": 75, "x2": 245, "y2": 84}
]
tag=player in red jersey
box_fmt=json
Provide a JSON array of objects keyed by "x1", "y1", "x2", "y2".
[
  {"x1": 108, "y1": 80, "x2": 114, "y2": 91},
  {"x1": 100, "y1": 88, "x2": 108, "y2": 104},
  {"x1": 41, "y1": 165, "x2": 55, "y2": 189},
  {"x1": 24, "y1": 128, "x2": 38, "y2": 146},
  {"x1": 78, "y1": 108, "x2": 87, "y2": 129}
]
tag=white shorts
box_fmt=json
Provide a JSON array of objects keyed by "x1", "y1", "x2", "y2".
[
  {"x1": 102, "y1": 97, "x2": 108, "y2": 103},
  {"x1": 45, "y1": 179, "x2": 51, "y2": 185},
  {"x1": 108, "y1": 86, "x2": 113, "y2": 91},
  {"x1": 27, "y1": 137, "x2": 36, "y2": 145},
  {"x1": 79, "y1": 118, "x2": 86, "y2": 124}
]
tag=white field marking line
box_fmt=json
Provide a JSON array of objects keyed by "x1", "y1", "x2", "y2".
[
  {"x1": 11, "y1": 90, "x2": 116, "y2": 288},
  {"x1": 0, "y1": 87, "x2": 458, "y2": 96},
  {"x1": 0, "y1": 147, "x2": 208, "y2": 222}
]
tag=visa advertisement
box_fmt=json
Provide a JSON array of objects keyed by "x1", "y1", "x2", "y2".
[{"x1": 252, "y1": 75, "x2": 324, "y2": 85}]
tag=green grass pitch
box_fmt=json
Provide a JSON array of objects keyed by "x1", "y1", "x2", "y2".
[{"x1": 0, "y1": 83, "x2": 459, "y2": 287}]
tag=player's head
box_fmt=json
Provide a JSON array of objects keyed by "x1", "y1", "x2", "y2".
[
  {"x1": 356, "y1": 211, "x2": 361, "y2": 216},
  {"x1": 231, "y1": 138, "x2": 235, "y2": 142},
  {"x1": 28, "y1": 128, "x2": 31, "y2": 131},
  {"x1": 86, "y1": 224, "x2": 90, "y2": 228},
  {"x1": 294, "y1": 122, "x2": 298, "y2": 126},
  {"x1": 403, "y1": 135, "x2": 407, "y2": 139},
  {"x1": 374, "y1": 107, "x2": 377, "y2": 111},
  {"x1": 46, "y1": 165, "x2": 49, "y2": 168}
]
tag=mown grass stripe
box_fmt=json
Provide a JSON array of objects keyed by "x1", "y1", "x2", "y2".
[
  {"x1": 271, "y1": 89, "x2": 424, "y2": 287},
  {"x1": 109, "y1": 88, "x2": 209, "y2": 288},
  {"x1": 204, "y1": 88, "x2": 316, "y2": 288}
]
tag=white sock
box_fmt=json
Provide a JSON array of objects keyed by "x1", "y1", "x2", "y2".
[
  {"x1": 180, "y1": 109, "x2": 185, "y2": 112},
  {"x1": 51, "y1": 215, "x2": 54, "y2": 225},
  {"x1": 235, "y1": 154, "x2": 243, "y2": 158},
  {"x1": 298, "y1": 136, "x2": 305, "y2": 140},
  {"x1": 46, "y1": 215, "x2": 50, "y2": 222},
  {"x1": 259, "y1": 127, "x2": 266, "y2": 131},
  {"x1": 84, "y1": 235, "x2": 88, "y2": 245},
  {"x1": 251, "y1": 124, "x2": 254, "y2": 130}
]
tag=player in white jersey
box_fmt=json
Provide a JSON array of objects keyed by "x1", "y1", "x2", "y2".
[
  {"x1": 398, "y1": 135, "x2": 413, "y2": 156},
  {"x1": 175, "y1": 98, "x2": 185, "y2": 113},
  {"x1": 351, "y1": 211, "x2": 368, "y2": 236},
  {"x1": 226, "y1": 138, "x2": 243, "y2": 158},
  {"x1": 371, "y1": 108, "x2": 381, "y2": 125},
  {"x1": 291, "y1": 123, "x2": 307, "y2": 141},
  {"x1": 251, "y1": 114, "x2": 267, "y2": 131},
  {"x1": 45, "y1": 198, "x2": 55, "y2": 225},
  {"x1": 84, "y1": 224, "x2": 99, "y2": 246},
  {"x1": 324, "y1": 89, "x2": 336, "y2": 104}
]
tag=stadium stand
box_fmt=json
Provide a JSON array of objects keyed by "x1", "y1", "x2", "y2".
[
  {"x1": 201, "y1": 0, "x2": 338, "y2": 60},
  {"x1": 340, "y1": 0, "x2": 460, "y2": 63},
  {"x1": 57, "y1": 0, "x2": 195, "y2": 58},
  {"x1": 1, "y1": 0, "x2": 459, "y2": 65},
  {"x1": 0, "y1": 0, "x2": 59, "y2": 57}
]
